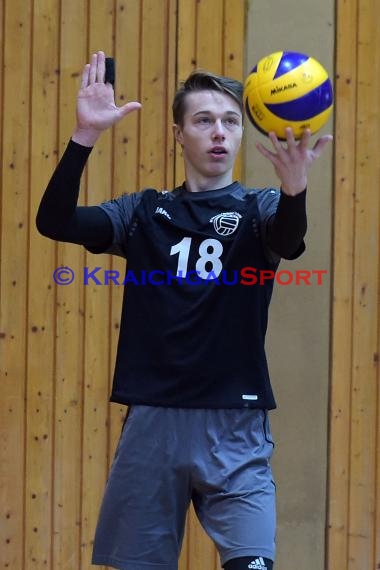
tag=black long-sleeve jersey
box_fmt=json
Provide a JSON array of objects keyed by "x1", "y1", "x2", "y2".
[{"x1": 37, "y1": 140, "x2": 307, "y2": 409}]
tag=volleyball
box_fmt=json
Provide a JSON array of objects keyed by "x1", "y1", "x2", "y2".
[{"x1": 243, "y1": 51, "x2": 334, "y2": 140}]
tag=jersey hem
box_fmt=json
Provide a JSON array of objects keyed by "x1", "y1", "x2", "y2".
[{"x1": 109, "y1": 395, "x2": 277, "y2": 411}]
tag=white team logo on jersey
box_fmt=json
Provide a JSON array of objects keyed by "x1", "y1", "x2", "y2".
[{"x1": 210, "y1": 212, "x2": 242, "y2": 236}]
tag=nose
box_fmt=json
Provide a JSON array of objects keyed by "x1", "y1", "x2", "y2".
[{"x1": 212, "y1": 119, "x2": 225, "y2": 140}]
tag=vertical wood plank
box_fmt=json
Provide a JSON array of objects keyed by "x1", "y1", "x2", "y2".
[
  {"x1": 179, "y1": 516, "x2": 190, "y2": 570},
  {"x1": 196, "y1": 0, "x2": 224, "y2": 73},
  {"x1": 175, "y1": 0, "x2": 245, "y2": 186},
  {"x1": 113, "y1": 0, "x2": 141, "y2": 199},
  {"x1": 223, "y1": 0, "x2": 245, "y2": 182},
  {"x1": 139, "y1": 0, "x2": 168, "y2": 190},
  {"x1": 327, "y1": 0, "x2": 357, "y2": 567},
  {"x1": 24, "y1": 0, "x2": 60, "y2": 567},
  {"x1": 53, "y1": 2, "x2": 88, "y2": 568},
  {"x1": 0, "y1": 0, "x2": 3, "y2": 182},
  {"x1": 0, "y1": 1, "x2": 32, "y2": 568},
  {"x1": 165, "y1": 0, "x2": 177, "y2": 190},
  {"x1": 108, "y1": 0, "x2": 143, "y2": 473},
  {"x1": 348, "y1": 0, "x2": 380, "y2": 567},
  {"x1": 222, "y1": 0, "x2": 245, "y2": 79},
  {"x1": 175, "y1": 0, "x2": 197, "y2": 187},
  {"x1": 377, "y1": 339, "x2": 380, "y2": 569},
  {"x1": 107, "y1": 0, "x2": 142, "y2": 467},
  {"x1": 177, "y1": 0, "x2": 197, "y2": 76},
  {"x1": 80, "y1": 3, "x2": 115, "y2": 568},
  {"x1": 188, "y1": 505, "x2": 216, "y2": 570}
]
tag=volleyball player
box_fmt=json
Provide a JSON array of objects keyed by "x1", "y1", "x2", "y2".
[{"x1": 36, "y1": 51, "x2": 332, "y2": 570}]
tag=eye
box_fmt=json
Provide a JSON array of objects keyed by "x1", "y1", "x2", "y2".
[
  {"x1": 224, "y1": 117, "x2": 240, "y2": 127},
  {"x1": 196, "y1": 116, "x2": 211, "y2": 125}
]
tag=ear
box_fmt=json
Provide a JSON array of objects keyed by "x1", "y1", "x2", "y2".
[{"x1": 173, "y1": 124, "x2": 184, "y2": 146}]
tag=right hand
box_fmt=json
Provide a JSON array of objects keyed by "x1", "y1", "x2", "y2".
[{"x1": 72, "y1": 51, "x2": 141, "y2": 146}]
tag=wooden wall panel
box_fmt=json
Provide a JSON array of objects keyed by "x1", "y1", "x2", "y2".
[
  {"x1": 197, "y1": 0, "x2": 224, "y2": 73},
  {"x1": 82, "y1": 4, "x2": 115, "y2": 569},
  {"x1": 54, "y1": 2, "x2": 87, "y2": 569},
  {"x1": 175, "y1": 0, "x2": 244, "y2": 187},
  {"x1": 0, "y1": 1, "x2": 246, "y2": 570},
  {"x1": 4, "y1": 0, "x2": 380, "y2": 569},
  {"x1": 328, "y1": 0, "x2": 380, "y2": 569},
  {"x1": 26, "y1": 3, "x2": 60, "y2": 569},
  {"x1": 327, "y1": 0, "x2": 357, "y2": 566},
  {"x1": 108, "y1": 0, "x2": 142, "y2": 466},
  {"x1": 224, "y1": 0, "x2": 245, "y2": 179},
  {"x1": 349, "y1": 0, "x2": 379, "y2": 563},
  {"x1": 1, "y1": 1, "x2": 32, "y2": 569}
]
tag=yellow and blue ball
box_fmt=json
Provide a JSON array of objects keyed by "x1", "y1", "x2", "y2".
[{"x1": 243, "y1": 51, "x2": 334, "y2": 140}]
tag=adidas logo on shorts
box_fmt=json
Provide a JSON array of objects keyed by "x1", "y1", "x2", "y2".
[{"x1": 248, "y1": 558, "x2": 268, "y2": 570}]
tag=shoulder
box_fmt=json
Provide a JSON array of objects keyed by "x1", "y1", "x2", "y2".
[
  {"x1": 245, "y1": 186, "x2": 280, "y2": 200},
  {"x1": 99, "y1": 187, "x2": 165, "y2": 213},
  {"x1": 245, "y1": 187, "x2": 280, "y2": 217},
  {"x1": 229, "y1": 184, "x2": 280, "y2": 214},
  {"x1": 229, "y1": 183, "x2": 279, "y2": 200}
]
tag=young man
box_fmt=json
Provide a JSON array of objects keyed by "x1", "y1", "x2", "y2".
[{"x1": 36, "y1": 51, "x2": 332, "y2": 570}]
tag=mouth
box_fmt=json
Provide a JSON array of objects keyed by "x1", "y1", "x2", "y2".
[{"x1": 208, "y1": 146, "x2": 228, "y2": 158}]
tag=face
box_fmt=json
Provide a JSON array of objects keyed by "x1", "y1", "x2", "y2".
[{"x1": 173, "y1": 90, "x2": 243, "y2": 183}]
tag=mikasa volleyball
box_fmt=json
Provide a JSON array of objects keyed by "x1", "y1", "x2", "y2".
[{"x1": 243, "y1": 51, "x2": 334, "y2": 139}]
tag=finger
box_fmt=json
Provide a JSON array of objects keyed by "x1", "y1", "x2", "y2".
[
  {"x1": 298, "y1": 128, "x2": 312, "y2": 152},
  {"x1": 88, "y1": 53, "x2": 98, "y2": 85},
  {"x1": 284, "y1": 127, "x2": 300, "y2": 156},
  {"x1": 118, "y1": 101, "x2": 142, "y2": 118},
  {"x1": 311, "y1": 134, "x2": 333, "y2": 157},
  {"x1": 96, "y1": 51, "x2": 106, "y2": 83},
  {"x1": 268, "y1": 131, "x2": 287, "y2": 156},
  {"x1": 81, "y1": 64, "x2": 90, "y2": 89},
  {"x1": 255, "y1": 141, "x2": 278, "y2": 162},
  {"x1": 285, "y1": 126, "x2": 297, "y2": 148}
]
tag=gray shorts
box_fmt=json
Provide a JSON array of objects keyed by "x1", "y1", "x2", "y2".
[{"x1": 92, "y1": 406, "x2": 276, "y2": 570}]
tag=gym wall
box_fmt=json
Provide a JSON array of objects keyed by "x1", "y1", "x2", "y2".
[
  {"x1": 1, "y1": 1, "x2": 379, "y2": 570},
  {"x1": 244, "y1": 1, "x2": 380, "y2": 569},
  {"x1": 244, "y1": 2, "x2": 334, "y2": 569}
]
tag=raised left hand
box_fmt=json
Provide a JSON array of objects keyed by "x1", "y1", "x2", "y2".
[{"x1": 255, "y1": 127, "x2": 333, "y2": 196}]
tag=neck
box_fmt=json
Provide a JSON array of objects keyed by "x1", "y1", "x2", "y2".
[{"x1": 184, "y1": 167, "x2": 233, "y2": 193}]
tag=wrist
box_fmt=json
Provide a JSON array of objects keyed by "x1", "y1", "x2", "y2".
[
  {"x1": 280, "y1": 182, "x2": 307, "y2": 196},
  {"x1": 72, "y1": 127, "x2": 101, "y2": 147},
  {"x1": 280, "y1": 186, "x2": 307, "y2": 200}
]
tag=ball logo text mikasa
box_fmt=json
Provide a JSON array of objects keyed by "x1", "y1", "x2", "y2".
[{"x1": 270, "y1": 82, "x2": 297, "y2": 95}]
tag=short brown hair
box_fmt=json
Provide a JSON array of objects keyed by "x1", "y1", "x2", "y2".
[{"x1": 172, "y1": 70, "x2": 243, "y2": 126}]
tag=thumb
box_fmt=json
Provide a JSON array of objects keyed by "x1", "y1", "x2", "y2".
[
  {"x1": 118, "y1": 101, "x2": 142, "y2": 118},
  {"x1": 312, "y1": 134, "x2": 333, "y2": 158}
]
